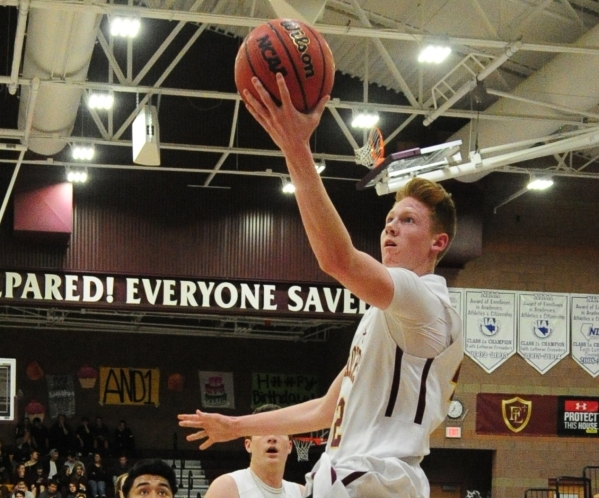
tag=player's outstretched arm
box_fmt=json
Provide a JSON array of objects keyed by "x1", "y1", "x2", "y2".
[
  {"x1": 178, "y1": 370, "x2": 343, "y2": 450},
  {"x1": 243, "y1": 74, "x2": 394, "y2": 310}
]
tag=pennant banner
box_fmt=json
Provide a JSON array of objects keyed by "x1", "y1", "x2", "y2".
[
  {"x1": 464, "y1": 289, "x2": 517, "y2": 373},
  {"x1": 517, "y1": 292, "x2": 569, "y2": 374}
]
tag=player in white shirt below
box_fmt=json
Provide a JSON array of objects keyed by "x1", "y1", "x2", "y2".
[
  {"x1": 179, "y1": 73, "x2": 464, "y2": 498},
  {"x1": 204, "y1": 404, "x2": 303, "y2": 498}
]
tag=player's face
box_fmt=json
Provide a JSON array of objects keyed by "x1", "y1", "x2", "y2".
[
  {"x1": 380, "y1": 196, "x2": 441, "y2": 273},
  {"x1": 128, "y1": 475, "x2": 173, "y2": 498},
  {"x1": 245, "y1": 434, "x2": 292, "y2": 467}
]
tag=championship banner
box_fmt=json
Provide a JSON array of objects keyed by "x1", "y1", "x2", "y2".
[
  {"x1": 557, "y1": 396, "x2": 599, "y2": 437},
  {"x1": 571, "y1": 294, "x2": 599, "y2": 377},
  {"x1": 517, "y1": 292, "x2": 569, "y2": 374},
  {"x1": 476, "y1": 393, "x2": 557, "y2": 436},
  {"x1": 251, "y1": 372, "x2": 319, "y2": 408},
  {"x1": 464, "y1": 289, "x2": 517, "y2": 373},
  {"x1": 99, "y1": 367, "x2": 160, "y2": 406},
  {"x1": 199, "y1": 371, "x2": 235, "y2": 409}
]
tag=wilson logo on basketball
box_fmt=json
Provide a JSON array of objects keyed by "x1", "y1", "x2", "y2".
[
  {"x1": 280, "y1": 20, "x2": 315, "y2": 78},
  {"x1": 256, "y1": 35, "x2": 288, "y2": 76}
]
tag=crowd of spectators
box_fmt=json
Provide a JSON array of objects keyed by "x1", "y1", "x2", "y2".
[{"x1": 0, "y1": 416, "x2": 136, "y2": 498}]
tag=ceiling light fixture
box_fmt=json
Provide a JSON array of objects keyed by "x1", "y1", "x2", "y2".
[
  {"x1": 315, "y1": 160, "x2": 326, "y2": 174},
  {"x1": 71, "y1": 144, "x2": 95, "y2": 161},
  {"x1": 527, "y1": 176, "x2": 554, "y2": 191},
  {"x1": 351, "y1": 110, "x2": 379, "y2": 129},
  {"x1": 418, "y1": 44, "x2": 451, "y2": 64},
  {"x1": 110, "y1": 17, "x2": 141, "y2": 38},
  {"x1": 67, "y1": 169, "x2": 88, "y2": 183},
  {"x1": 88, "y1": 92, "x2": 114, "y2": 110},
  {"x1": 282, "y1": 177, "x2": 295, "y2": 194}
]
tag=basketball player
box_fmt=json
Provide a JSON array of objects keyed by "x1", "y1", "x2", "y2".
[
  {"x1": 204, "y1": 404, "x2": 303, "y2": 498},
  {"x1": 121, "y1": 459, "x2": 176, "y2": 498},
  {"x1": 179, "y1": 73, "x2": 464, "y2": 497}
]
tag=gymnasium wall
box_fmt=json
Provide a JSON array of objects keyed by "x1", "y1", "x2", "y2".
[
  {"x1": 1, "y1": 169, "x2": 598, "y2": 498},
  {"x1": 435, "y1": 175, "x2": 599, "y2": 498}
]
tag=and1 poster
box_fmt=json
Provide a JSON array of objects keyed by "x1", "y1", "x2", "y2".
[
  {"x1": 199, "y1": 371, "x2": 235, "y2": 409},
  {"x1": 571, "y1": 294, "x2": 599, "y2": 377},
  {"x1": 99, "y1": 367, "x2": 160, "y2": 406},
  {"x1": 517, "y1": 292, "x2": 569, "y2": 374},
  {"x1": 464, "y1": 289, "x2": 517, "y2": 373}
]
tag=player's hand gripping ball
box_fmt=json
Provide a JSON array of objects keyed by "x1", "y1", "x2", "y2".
[{"x1": 234, "y1": 19, "x2": 335, "y2": 113}]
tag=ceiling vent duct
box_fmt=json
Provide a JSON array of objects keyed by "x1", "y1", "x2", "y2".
[{"x1": 17, "y1": 3, "x2": 106, "y2": 155}]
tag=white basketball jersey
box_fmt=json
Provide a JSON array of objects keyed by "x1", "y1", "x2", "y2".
[
  {"x1": 326, "y1": 269, "x2": 463, "y2": 466},
  {"x1": 229, "y1": 468, "x2": 303, "y2": 498}
]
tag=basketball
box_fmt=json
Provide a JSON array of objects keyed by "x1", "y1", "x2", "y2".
[{"x1": 234, "y1": 19, "x2": 335, "y2": 113}]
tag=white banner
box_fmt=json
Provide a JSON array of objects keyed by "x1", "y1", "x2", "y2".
[
  {"x1": 518, "y1": 292, "x2": 569, "y2": 374},
  {"x1": 464, "y1": 289, "x2": 517, "y2": 373},
  {"x1": 571, "y1": 294, "x2": 599, "y2": 378}
]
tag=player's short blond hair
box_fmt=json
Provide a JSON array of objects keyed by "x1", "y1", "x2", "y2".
[{"x1": 395, "y1": 177, "x2": 457, "y2": 263}]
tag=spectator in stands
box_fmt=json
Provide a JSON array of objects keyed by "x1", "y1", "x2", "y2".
[
  {"x1": 64, "y1": 482, "x2": 78, "y2": 498},
  {"x1": 111, "y1": 455, "x2": 131, "y2": 486},
  {"x1": 30, "y1": 420, "x2": 49, "y2": 456},
  {"x1": 114, "y1": 422, "x2": 135, "y2": 458},
  {"x1": 1, "y1": 485, "x2": 11, "y2": 498},
  {"x1": 121, "y1": 460, "x2": 177, "y2": 498},
  {"x1": 12, "y1": 464, "x2": 28, "y2": 487},
  {"x1": 14, "y1": 422, "x2": 34, "y2": 465},
  {"x1": 58, "y1": 452, "x2": 79, "y2": 493},
  {"x1": 28, "y1": 465, "x2": 47, "y2": 497},
  {"x1": 86, "y1": 453, "x2": 108, "y2": 498},
  {"x1": 37, "y1": 480, "x2": 61, "y2": 498},
  {"x1": 75, "y1": 418, "x2": 94, "y2": 458},
  {"x1": 113, "y1": 474, "x2": 128, "y2": 498},
  {"x1": 12, "y1": 490, "x2": 26, "y2": 498},
  {"x1": 49, "y1": 416, "x2": 73, "y2": 457},
  {"x1": 66, "y1": 464, "x2": 86, "y2": 495},
  {"x1": 11, "y1": 481, "x2": 34, "y2": 498},
  {"x1": 24, "y1": 450, "x2": 41, "y2": 478},
  {"x1": 203, "y1": 404, "x2": 304, "y2": 498},
  {"x1": 92, "y1": 419, "x2": 109, "y2": 458},
  {"x1": 0, "y1": 439, "x2": 11, "y2": 484},
  {"x1": 43, "y1": 450, "x2": 61, "y2": 482}
]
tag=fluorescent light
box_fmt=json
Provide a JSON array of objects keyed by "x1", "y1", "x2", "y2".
[
  {"x1": 282, "y1": 179, "x2": 295, "y2": 194},
  {"x1": 88, "y1": 92, "x2": 114, "y2": 110},
  {"x1": 110, "y1": 17, "x2": 141, "y2": 38},
  {"x1": 72, "y1": 144, "x2": 95, "y2": 161},
  {"x1": 67, "y1": 170, "x2": 88, "y2": 183},
  {"x1": 351, "y1": 111, "x2": 379, "y2": 129},
  {"x1": 527, "y1": 177, "x2": 554, "y2": 190},
  {"x1": 418, "y1": 44, "x2": 452, "y2": 64}
]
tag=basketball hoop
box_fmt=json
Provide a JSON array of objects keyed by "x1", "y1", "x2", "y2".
[
  {"x1": 292, "y1": 437, "x2": 313, "y2": 462},
  {"x1": 354, "y1": 127, "x2": 385, "y2": 169}
]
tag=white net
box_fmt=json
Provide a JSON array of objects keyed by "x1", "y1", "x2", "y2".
[
  {"x1": 293, "y1": 438, "x2": 313, "y2": 462},
  {"x1": 354, "y1": 127, "x2": 384, "y2": 168}
]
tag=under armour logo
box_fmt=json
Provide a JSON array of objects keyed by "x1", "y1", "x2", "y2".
[{"x1": 576, "y1": 402, "x2": 587, "y2": 410}]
